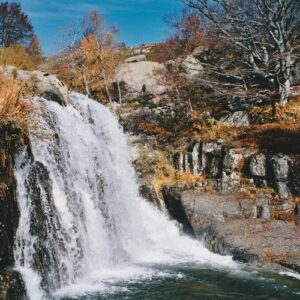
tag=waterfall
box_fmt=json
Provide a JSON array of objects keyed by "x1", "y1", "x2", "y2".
[{"x1": 13, "y1": 92, "x2": 235, "y2": 299}]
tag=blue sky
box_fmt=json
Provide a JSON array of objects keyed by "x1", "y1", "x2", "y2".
[{"x1": 11, "y1": 0, "x2": 184, "y2": 55}]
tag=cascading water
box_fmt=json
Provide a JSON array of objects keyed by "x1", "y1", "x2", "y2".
[{"x1": 13, "y1": 92, "x2": 235, "y2": 299}]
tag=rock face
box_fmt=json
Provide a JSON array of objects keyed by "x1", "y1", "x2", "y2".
[
  {"x1": 0, "y1": 126, "x2": 28, "y2": 299},
  {"x1": 0, "y1": 270, "x2": 27, "y2": 300},
  {"x1": 172, "y1": 140, "x2": 300, "y2": 199},
  {"x1": 163, "y1": 187, "x2": 300, "y2": 271},
  {"x1": 0, "y1": 126, "x2": 27, "y2": 268},
  {"x1": 0, "y1": 66, "x2": 68, "y2": 106},
  {"x1": 115, "y1": 61, "x2": 167, "y2": 96}
]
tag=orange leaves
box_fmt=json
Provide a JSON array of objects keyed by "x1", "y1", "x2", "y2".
[
  {"x1": 138, "y1": 122, "x2": 173, "y2": 138},
  {"x1": 0, "y1": 75, "x2": 36, "y2": 132}
]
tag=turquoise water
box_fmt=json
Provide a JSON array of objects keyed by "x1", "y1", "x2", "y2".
[{"x1": 57, "y1": 264, "x2": 300, "y2": 300}]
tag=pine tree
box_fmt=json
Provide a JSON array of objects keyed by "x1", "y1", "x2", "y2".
[{"x1": 0, "y1": 1, "x2": 34, "y2": 47}]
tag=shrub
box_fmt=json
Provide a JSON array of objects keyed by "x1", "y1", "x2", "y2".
[
  {"x1": 0, "y1": 45, "x2": 40, "y2": 70},
  {"x1": 250, "y1": 96, "x2": 300, "y2": 124},
  {"x1": 0, "y1": 75, "x2": 36, "y2": 132},
  {"x1": 138, "y1": 122, "x2": 173, "y2": 138}
]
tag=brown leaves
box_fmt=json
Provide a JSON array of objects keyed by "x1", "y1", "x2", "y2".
[{"x1": 0, "y1": 75, "x2": 36, "y2": 133}]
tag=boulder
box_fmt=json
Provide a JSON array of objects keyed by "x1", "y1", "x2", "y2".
[
  {"x1": 226, "y1": 94, "x2": 271, "y2": 112},
  {"x1": 0, "y1": 66, "x2": 68, "y2": 106},
  {"x1": 250, "y1": 154, "x2": 267, "y2": 177},
  {"x1": 163, "y1": 188, "x2": 300, "y2": 271},
  {"x1": 125, "y1": 54, "x2": 147, "y2": 63},
  {"x1": 166, "y1": 55, "x2": 203, "y2": 79},
  {"x1": 223, "y1": 148, "x2": 244, "y2": 172},
  {"x1": 219, "y1": 111, "x2": 250, "y2": 126},
  {"x1": 192, "y1": 46, "x2": 209, "y2": 60},
  {"x1": 181, "y1": 55, "x2": 203, "y2": 78},
  {"x1": 270, "y1": 154, "x2": 290, "y2": 181},
  {"x1": 115, "y1": 61, "x2": 167, "y2": 96}
]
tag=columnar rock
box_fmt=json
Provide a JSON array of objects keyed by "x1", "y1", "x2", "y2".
[
  {"x1": 223, "y1": 148, "x2": 244, "y2": 172},
  {"x1": 270, "y1": 154, "x2": 290, "y2": 197},
  {"x1": 250, "y1": 154, "x2": 267, "y2": 177}
]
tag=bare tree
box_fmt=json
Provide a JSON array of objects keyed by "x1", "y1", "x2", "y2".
[{"x1": 182, "y1": 0, "x2": 300, "y2": 104}]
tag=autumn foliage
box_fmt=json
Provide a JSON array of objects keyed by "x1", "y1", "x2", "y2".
[{"x1": 0, "y1": 75, "x2": 35, "y2": 132}]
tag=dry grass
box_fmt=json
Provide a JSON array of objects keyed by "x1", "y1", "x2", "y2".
[
  {"x1": 134, "y1": 149, "x2": 203, "y2": 192},
  {"x1": 192, "y1": 121, "x2": 241, "y2": 142},
  {"x1": 190, "y1": 116, "x2": 300, "y2": 154},
  {"x1": 250, "y1": 96, "x2": 300, "y2": 124},
  {"x1": 0, "y1": 45, "x2": 40, "y2": 71},
  {"x1": 152, "y1": 168, "x2": 204, "y2": 192},
  {"x1": 231, "y1": 121, "x2": 300, "y2": 153},
  {"x1": 0, "y1": 75, "x2": 36, "y2": 132}
]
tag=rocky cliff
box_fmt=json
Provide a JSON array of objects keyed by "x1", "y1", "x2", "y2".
[
  {"x1": 0, "y1": 125, "x2": 28, "y2": 299},
  {"x1": 0, "y1": 67, "x2": 68, "y2": 299}
]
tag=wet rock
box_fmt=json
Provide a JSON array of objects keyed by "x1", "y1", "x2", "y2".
[
  {"x1": 0, "y1": 270, "x2": 27, "y2": 300},
  {"x1": 0, "y1": 127, "x2": 27, "y2": 268},
  {"x1": 249, "y1": 153, "x2": 267, "y2": 177}
]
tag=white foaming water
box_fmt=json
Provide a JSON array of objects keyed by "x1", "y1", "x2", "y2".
[{"x1": 14, "y1": 92, "x2": 236, "y2": 299}]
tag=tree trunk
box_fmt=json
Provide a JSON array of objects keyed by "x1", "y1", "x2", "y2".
[
  {"x1": 278, "y1": 79, "x2": 291, "y2": 105},
  {"x1": 116, "y1": 80, "x2": 122, "y2": 106},
  {"x1": 83, "y1": 73, "x2": 91, "y2": 97},
  {"x1": 277, "y1": 50, "x2": 292, "y2": 105}
]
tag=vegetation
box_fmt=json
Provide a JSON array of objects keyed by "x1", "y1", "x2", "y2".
[
  {"x1": 0, "y1": 75, "x2": 35, "y2": 132},
  {"x1": 183, "y1": 0, "x2": 300, "y2": 105},
  {"x1": 43, "y1": 10, "x2": 123, "y2": 105},
  {"x1": 0, "y1": 44, "x2": 41, "y2": 70},
  {"x1": 134, "y1": 149, "x2": 203, "y2": 192},
  {"x1": 0, "y1": 2, "x2": 34, "y2": 47}
]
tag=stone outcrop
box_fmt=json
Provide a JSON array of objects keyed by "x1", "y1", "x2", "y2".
[
  {"x1": 166, "y1": 55, "x2": 203, "y2": 79},
  {"x1": 0, "y1": 126, "x2": 28, "y2": 268},
  {"x1": 0, "y1": 66, "x2": 68, "y2": 106},
  {"x1": 163, "y1": 187, "x2": 300, "y2": 272},
  {"x1": 0, "y1": 126, "x2": 28, "y2": 299},
  {"x1": 171, "y1": 141, "x2": 300, "y2": 199},
  {"x1": 115, "y1": 61, "x2": 167, "y2": 97}
]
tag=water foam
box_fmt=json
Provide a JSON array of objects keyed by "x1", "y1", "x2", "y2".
[{"x1": 14, "y1": 92, "x2": 236, "y2": 299}]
